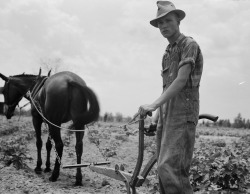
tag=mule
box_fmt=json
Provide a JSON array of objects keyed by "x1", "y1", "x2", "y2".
[{"x1": 0, "y1": 70, "x2": 100, "y2": 185}]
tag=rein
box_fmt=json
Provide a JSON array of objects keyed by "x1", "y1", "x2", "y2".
[
  {"x1": 119, "y1": 112, "x2": 148, "y2": 129},
  {"x1": 17, "y1": 101, "x2": 31, "y2": 121}
]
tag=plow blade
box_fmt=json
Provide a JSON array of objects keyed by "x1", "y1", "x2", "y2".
[
  {"x1": 89, "y1": 166, "x2": 149, "y2": 184},
  {"x1": 63, "y1": 161, "x2": 110, "y2": 169}
]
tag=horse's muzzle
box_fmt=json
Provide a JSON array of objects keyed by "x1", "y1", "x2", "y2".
[{"x1": 4, "y1": 104, "x2": 14, "y2": 119}]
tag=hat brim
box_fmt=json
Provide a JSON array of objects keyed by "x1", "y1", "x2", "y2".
[{"x1": 150, "y1": 9, "x2": 185, "y2": 28}]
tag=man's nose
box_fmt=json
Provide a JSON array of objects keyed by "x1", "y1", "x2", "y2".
[{"x1": 159, "y1": 22, "x2": 167, "y2": 28}]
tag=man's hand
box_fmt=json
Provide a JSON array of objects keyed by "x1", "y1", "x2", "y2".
[{"x1": 138, "y1": 104, "x2": 156, "y2": 116}]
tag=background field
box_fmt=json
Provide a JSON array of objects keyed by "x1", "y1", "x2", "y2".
[{"x1": 0, "y1": 115, "x2": 250, "y2": 194}]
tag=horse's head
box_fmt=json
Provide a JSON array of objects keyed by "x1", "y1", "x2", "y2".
[
  {"x1": 0, "y1": 72, "x2": 39, "y2": 119},
  {"x1": 0, "y1": 73, "x2": 20, "y2": 119}
]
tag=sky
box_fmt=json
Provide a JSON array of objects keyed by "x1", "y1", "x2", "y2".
[{"x1": 0, "y1": 0, "x2": 249, "y2": 121}]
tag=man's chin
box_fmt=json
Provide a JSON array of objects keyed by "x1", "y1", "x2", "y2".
[{"x1": 161, "y1": 32, "x2": 171, "y2": 39}]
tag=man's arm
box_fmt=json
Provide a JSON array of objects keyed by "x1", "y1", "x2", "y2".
[
  {"x1": 151, "y1": 108, "x2": 160, "y2": 125},
  {"x1": 151, "y1": 63, "x2": 191, "y2": 108},
  {"x1": 138, "y1": 63, "x2": 192, "y2": 115}
]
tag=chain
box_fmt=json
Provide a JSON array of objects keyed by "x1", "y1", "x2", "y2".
[{"x1": 45, "y1": 122, "x2": 62, "y2": 167}]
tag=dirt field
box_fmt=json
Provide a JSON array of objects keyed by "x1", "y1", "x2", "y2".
[
  {"x1": 0, "y1": 116, "x2": 250, "y2": 194},
  {"x1": 0, "y1": 116, "x2": 158, "y2": 194}
]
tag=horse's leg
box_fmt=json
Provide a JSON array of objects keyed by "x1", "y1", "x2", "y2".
[
  {"x1": 44, "y1": 135, "x2": 52, "y2": 173},
  {"x1": 75, "y1": 130, "x2": 85, "y2": 186},
  {"x1": 32, "y1": 116, "x2": 43, "y2": 174},
  {"x1": 49, "y1": 126, "x2": 64, "y2": 182},
  {"x1": 69, "y1": 86, "x2": 87, "y2": 186}
]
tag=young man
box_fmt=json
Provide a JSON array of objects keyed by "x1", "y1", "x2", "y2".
[{"x1": 138, "y1": 1, "x2": 203, "y2": 193}]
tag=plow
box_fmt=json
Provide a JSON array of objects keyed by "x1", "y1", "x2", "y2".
[{"x1": 63, "y1": 113, "x2": 218, "y2": 194}]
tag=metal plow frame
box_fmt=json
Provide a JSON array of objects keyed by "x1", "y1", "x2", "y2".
[{"x1": 63, "y1": 113, "x2": 218, "y2": 194}]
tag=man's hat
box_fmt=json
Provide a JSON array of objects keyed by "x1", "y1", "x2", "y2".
[{"x1": 150, "y1": 1, "x2": 185, "y2": 28}]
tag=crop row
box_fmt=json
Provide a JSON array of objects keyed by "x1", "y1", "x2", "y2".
[{"x1": 87, "y1": 123, "x2": 250, "y2": 193}]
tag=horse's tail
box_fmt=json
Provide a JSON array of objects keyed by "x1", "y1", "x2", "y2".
[{"x1": 70, "y1": 82, "x2": 100, "y2": 129}]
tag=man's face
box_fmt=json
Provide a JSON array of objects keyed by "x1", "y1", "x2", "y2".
[{"x1": 157, "y1": 12, "x2": 180, "y2": 39}]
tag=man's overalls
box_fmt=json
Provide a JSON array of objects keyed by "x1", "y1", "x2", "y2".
[{"x1": 156, "y1": 34, "x2": 203, "y2": 194}]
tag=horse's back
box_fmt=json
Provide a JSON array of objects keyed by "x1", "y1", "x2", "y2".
[
  {"x1": 37, "y1": 71, "x2": 99, "y2": 127},
  {"x1": 46, "y1": 71, "x2": 86, "y2": 90},
  {"x1": 40, "y1": 71, "x2": 87, "y2": 117}
]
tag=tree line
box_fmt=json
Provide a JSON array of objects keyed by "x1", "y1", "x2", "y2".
[
  {"x1": 9, "y1": 109, "x2": 250, "y2": 129},
  {"x1": 202, "y1": 113, "x2": 250, "y2": 129},
  {"x1": 101, "y1": 112, "x2": 132, "y2": 123}
]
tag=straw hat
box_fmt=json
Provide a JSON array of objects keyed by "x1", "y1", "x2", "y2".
[{"x1": 150, "y1": 1, "x2": 185, "y2": 28}]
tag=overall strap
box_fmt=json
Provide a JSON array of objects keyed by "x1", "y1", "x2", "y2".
[{"x1": 177, "y1": 36, "x2": 187, "y2": 48}]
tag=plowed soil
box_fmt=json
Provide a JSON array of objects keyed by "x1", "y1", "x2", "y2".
[{"x1": 0, "y1": 116, "x2": 158, "y2": 194}]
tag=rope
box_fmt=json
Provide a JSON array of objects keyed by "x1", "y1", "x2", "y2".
[{"x1": 26, "y1": 91, "x2": 85, "y2": 132}]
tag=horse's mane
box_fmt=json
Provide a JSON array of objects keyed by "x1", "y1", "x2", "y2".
[
  {"x1": 8, "y1": 74, "x2": 44, "y2": 93},
  {"x1": 12, "y1": 74, "x2": 37, "y2": 78}
]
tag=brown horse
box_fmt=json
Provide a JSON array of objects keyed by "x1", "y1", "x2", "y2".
[{"x1": 0, "y1": 70, "x2": 100, "y2": 185}]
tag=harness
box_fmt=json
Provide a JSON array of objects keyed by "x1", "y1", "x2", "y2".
[
  {"x1": 26, "y1": 77, "x2": 86, "y2": 132},
  {"x1": 30, "y1": 76, "x2": 48, "y2": 98}
]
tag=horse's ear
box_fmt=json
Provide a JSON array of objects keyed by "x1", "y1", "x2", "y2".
[
  {"x1": 48, "y1": 69, "x2": 52, "y2": 77},
  {"x1": 0, "y1": 73, "x2": 9, "y2": 82},
  {"x1": 0, "y1": 87, "x2": 4, "y2": 94},
  {"x1": 37, "y1": 68, "x2": 41, "y2": 78}
]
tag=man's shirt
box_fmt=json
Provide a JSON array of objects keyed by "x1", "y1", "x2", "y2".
[
  {"x1": 160, "y1": 33, "x2": 203, "y2": 127},
  {"x1": 162, "y1": 33, "x2": 203, "y2": 89}
]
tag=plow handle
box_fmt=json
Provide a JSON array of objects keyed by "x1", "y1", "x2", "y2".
[
  {"x1": 129, "y1": 115, "x2": 145, "y2": 192},
  {"x1": 134, "y1": 113, "x2": 219, "y2": 187},
  {"x1": 199, "y1": 114, "x2": 218, "y2": 122}
]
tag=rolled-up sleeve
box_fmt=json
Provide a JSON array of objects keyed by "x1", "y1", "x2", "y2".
[{"x1": 178, "y1": 42, "x2": 199, "y2": 72}]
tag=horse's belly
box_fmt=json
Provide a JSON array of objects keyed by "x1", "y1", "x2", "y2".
[{"x1": 61, "y1": 116, "x2": 71, "y2": 123}]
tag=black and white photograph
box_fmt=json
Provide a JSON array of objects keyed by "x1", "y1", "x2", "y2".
[{"x1": 0, "y1": 0, "x2": 250, "y2": 193}]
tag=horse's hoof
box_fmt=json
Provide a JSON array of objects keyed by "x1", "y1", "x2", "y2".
[
  {"x1": 49, "y1": 176, "x2": 57, "y2": 182},
  {"x1": 49, "y1": 172, "x2": 59, "y2": 182},
  {"x1": 74, "y1": 181, "x2": 83, "y2": 186},
  {"x1": 44, "y1": 168, "x2": 52, "y2": 173},
  {"x1": 34, "y1": 167, "x2": 42, "y2": 174}
]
